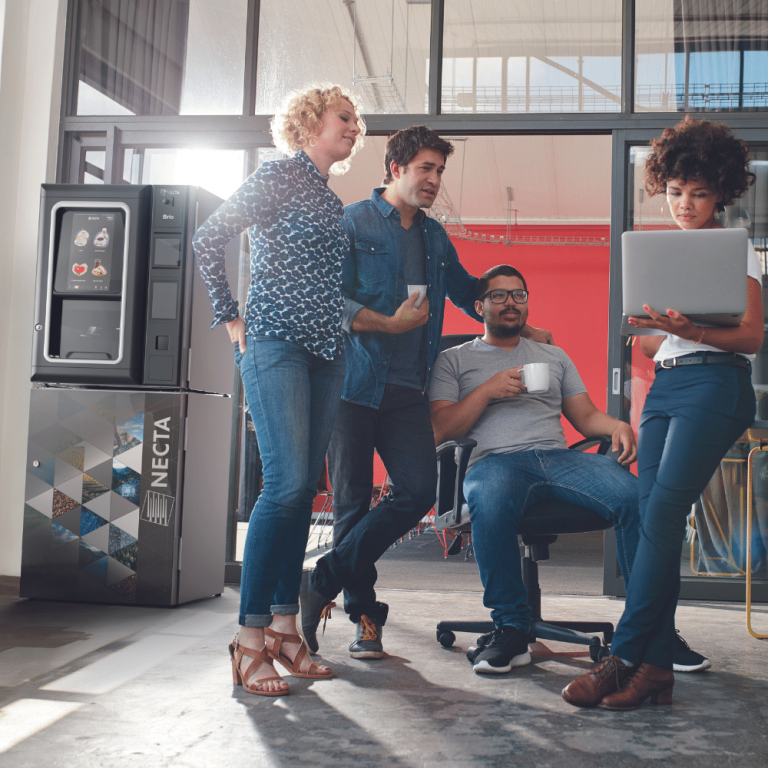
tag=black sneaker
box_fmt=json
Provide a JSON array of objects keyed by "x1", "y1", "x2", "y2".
[
  {"x1": 472, "y1": 626, "x2": 531, "y2": 674},
  {"x1": 466, "y1": 631, "x2": 493, "y2": 663},
  {"x1": 349, "y1": 615, "x2": 383, "y2": 659},
  {"x1": 672, "y1": 630, "x2": 711, "y2": 672}
]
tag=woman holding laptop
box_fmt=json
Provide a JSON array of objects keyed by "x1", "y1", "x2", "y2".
[
  {"x1": 193, "y1": 84, "x2": 364, "y2": 696},
  {"x1": 564, "y1": 115, "x2": 763, "y2": 710}
]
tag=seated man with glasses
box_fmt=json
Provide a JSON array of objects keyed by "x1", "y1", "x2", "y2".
[{"x1": 428, "y1": 264, "x2": 642, "y2": 674}]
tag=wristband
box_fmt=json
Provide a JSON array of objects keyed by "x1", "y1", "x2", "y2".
[{"x1": 692, "y1": 328, "x2": 705, "y2": 346}]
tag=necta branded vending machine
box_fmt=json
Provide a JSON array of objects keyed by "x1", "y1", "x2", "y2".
[{"x1": 21, "y1": 184, "x2": 237, "y2": 605}]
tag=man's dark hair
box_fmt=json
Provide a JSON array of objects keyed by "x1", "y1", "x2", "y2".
[
  {"x1": 476, "y1": 265, "x2": 527, "y2": 300},
  {"x1": 383, "y1": 126, "x2": 454, "y2": 184}
]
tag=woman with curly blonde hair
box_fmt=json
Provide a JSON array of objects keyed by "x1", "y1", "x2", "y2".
[
  {"x1": 193, "y1": 84, "x2": 364, "y2": 696},
  {"x1": 564, "y1": 116, "x2": 762, "y2": 711}
]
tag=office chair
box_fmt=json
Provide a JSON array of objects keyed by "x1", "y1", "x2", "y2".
[{"x1": 432, "y1": 334, "x2": 617, "y2": 662}]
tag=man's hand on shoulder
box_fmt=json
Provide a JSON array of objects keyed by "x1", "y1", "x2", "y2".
[
  {"x1": 521, "y1": 324, "x2": 554, "y2": 345},
  {"x1": 611, "y1": 421, "x2": 637, "y2": 466},
  {"x1": 481, "y1": 367, "x2": 526, "y2": 401}
]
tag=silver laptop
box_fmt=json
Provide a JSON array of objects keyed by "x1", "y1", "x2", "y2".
[{"x1": 621, "y1": 228, "x2": 749, "y2": 336}]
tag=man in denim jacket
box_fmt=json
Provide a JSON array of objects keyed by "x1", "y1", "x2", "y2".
[{"x1": 302, "y1": 127, "x2": 552, "y2": 659}]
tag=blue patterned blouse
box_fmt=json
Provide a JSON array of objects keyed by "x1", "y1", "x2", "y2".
[{"x1": 192, "y1": 150, "x2": 348, "y2": 360}]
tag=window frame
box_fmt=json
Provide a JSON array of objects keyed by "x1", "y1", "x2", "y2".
[{"x1": 56, "y1": 0, "x2": 768, "y2": 598}]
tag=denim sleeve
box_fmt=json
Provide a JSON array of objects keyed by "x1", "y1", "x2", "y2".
[
  {"x1": 444, "y1": 239, "x2": 482, "y2": 322},
  {"x1": 192, "y1": 164, "x2": 287, "y2": 328},
  {"x1": 340, "y1": 214, "x2": 364, "y2": 333}
]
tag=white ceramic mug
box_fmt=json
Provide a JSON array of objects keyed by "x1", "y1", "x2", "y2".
[
  {"x1": 407, "y1": 284, "x2": 427, "y2": 309},
  {"x1": 521, "y1": 362, "x2": 549, "y2": 393}
]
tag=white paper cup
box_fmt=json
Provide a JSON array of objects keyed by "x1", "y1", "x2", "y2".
[
  {"x1": 407, "y1": 284, "x2": 427, "y2": 309},
  {"x1": 521, "y1": 363, "x2": 549, "y2": 393}
]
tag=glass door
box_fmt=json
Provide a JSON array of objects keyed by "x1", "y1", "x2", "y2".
[{"x1": 606, "y1": 129, "x2": 768, "y2": 602}]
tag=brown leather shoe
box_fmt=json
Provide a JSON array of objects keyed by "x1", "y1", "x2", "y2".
[
  {"x1": 562, "y1": 655, "x2": 636, "y2": 708},
  {"x1": 598, "y1": 663, "x2": 674, "y2": 710}
]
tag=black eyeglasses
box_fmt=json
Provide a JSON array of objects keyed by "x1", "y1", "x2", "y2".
[{"x1": 480, "y1": 289, "x2": 529, "y2": 304}]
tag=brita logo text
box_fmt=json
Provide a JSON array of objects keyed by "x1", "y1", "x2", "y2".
[{"x1": 152, "y1": 416, "x2": 171, "y2": 487}]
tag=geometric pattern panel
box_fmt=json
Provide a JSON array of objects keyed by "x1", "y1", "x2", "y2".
[
  {"x1": 27, "y1": 487, "x2": 54, "y2": 518},
  {"x1": 82, "y1": 524, "x2": 110, "y2": 553},
  {"x1": 57, "y1": 444, "x2": 84, "y2": 471},
  {"x1": 84, "y1": 458, "x2": 114, "y2": 497},
  {"x1": 82, "y1": 471, "x2": 111, "y2": 505},
  {"x1": 117, "y1": 413, "x2": 144, "y2": 442},
  {"x1": 51, "y1": 520, "x2": 79, "y2": 547},
  {"x1": 112, "y1": 461, "x2": 141, "y2": 505},
  {"x1": 21, "y1": 388, "x2": 185, "y2": 606},
  {"x1": 56, "y1": 474, "x2": 83, "y2": 505},
  {"x1": 52, "y1": 489, "x2": 79, "y2": 519},
  {"x1": 109, "y1": 491, "x2": 137, "y2": 521},
  {"x1": 117, "y1": 443, "x2": 143, "y2": 474},
  {"x1": 54, "y1": 456, "x2": 82, "y2": 487},
  {"x1": 28, "y1": 455, "x2": 55, "y2": 487},
  {"x1": 114, "y1": 427, "x2": 141, "y2": 458},
  {"x1": 80, "y1": 507, "x2": 108, "y2": 537},
  {"x1": 112, "y1": 508, "x2": 139, "y2": 539}
]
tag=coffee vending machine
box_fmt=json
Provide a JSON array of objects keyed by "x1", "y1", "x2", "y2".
[{"x1": 21, "y1": 184, "x2": 238, "y2": 605}]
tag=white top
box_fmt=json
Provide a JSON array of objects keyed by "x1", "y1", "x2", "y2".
[{"x1": 654, "y1": 239, "x2": 762, "y2": 363}]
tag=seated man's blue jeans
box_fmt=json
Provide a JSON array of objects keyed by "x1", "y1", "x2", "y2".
[
  {"x1": 236, "y1": 336, "x2": 345, "y2": 627},
  {"x1": 463, "y1": 449, "x2": 640, "y2": 632},
  {"x1": 314, "y1": 384, "x2": 437, "y2": 624}
]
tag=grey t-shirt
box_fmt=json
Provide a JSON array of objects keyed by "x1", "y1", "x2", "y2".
[
  {"x1": 387, "y1": 212, "x2": 428, "y2": 390},
  {"x1": 428, "y1": 336, "x2": 588, "y2": 470}
]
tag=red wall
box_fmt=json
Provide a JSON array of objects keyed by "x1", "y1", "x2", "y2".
[
  {"x1": 446, "y1": 224, "x2": 611, "y2": 445},
  {"x1": 319, "y1": 223, "x2": 613, "y2": 496}
]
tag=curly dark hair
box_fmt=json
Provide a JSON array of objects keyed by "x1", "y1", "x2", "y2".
[
  {"x1": 383, "y1": 126, "x2": 455, "y2": 184},
  {"x1": 644, "y1": 115, "x2": 754, "y2": 211},
  {"x1": 476, "y1": 265, "x2": 528, "y2": 300}
]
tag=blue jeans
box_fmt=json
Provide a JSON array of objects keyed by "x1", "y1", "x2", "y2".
[
  {"x1": 611, "y1": 365, "x2": 755, "y2": 668},
  {"x1": 463, "y1": 449, "x2": 640, "y2": 632},
  {"x1": 313, "y1": 384, "x2": 437, "y2": 624},
  {"x1": 235, "y1": 336, "x2": 345, "y2": 627}
]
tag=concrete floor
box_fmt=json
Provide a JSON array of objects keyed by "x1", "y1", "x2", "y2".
[{"x1": 1, "y1": 582, "x2": 767, "y2": 768}]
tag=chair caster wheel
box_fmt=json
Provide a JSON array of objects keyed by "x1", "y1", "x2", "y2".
[
  {"x1": 589, "y1": 644, "x2": 611, "y2": 663},
  {"x1": 437, "y1": 630, "x2": 456, "y2": 648}
]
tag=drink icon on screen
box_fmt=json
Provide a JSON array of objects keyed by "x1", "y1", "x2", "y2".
[
  {"x1": 93, "y1": 228, "x2": 109, "y2": 248},
  {"x1": 72, "y1": 263, "x2": 87, "y2": 277},
  {"x1": 74, "y1": 230, "x2": 89, "y2": 247},
  {"x1": 92, "y1": 259, "x2": 107, "y2": 276}
]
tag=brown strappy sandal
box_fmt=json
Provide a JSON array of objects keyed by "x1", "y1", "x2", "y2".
[
  {"x1": 264, "y1": 627, "x2": 333, "y2": 679},
  {"x1": 229, "y1": 638, "x2": 290, "y2": 696}
]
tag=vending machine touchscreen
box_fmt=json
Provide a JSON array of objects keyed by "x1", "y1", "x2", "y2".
[{"x1": 54, "y1": 210, "x2": 125, "y2": 294}]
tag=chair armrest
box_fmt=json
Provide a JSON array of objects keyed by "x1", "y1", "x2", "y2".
[
  {"x1": 435, "y1": 438, "x2": 477, "y2": 529},
  {"x1": 435, "y1": 438, "x2": 477, "y2": 530},
  {"x1": 569, "y1": 436, "x2": 612, "y2": 455}
]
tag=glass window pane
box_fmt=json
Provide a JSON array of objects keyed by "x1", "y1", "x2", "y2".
[
  {"x1": 125, "y1": 147, "x2": 248, "y2": 200},
  {"x1": 255, "y1": 0, "x2": 431, "y2": 115},
  {"x1": 443, "y1": 0, "x2": 622, "y2": 114},
  {"x1": 635, "y1": 0, "x2": 768, "y2": 113},
  {"x1": 75, "y1": 0, "x2": 246, "y2": 116}
]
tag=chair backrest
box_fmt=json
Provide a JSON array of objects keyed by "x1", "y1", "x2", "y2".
[{"x1": 439, "y1": 334, "x2": 478, "y2": 354}]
